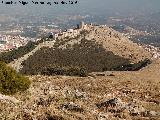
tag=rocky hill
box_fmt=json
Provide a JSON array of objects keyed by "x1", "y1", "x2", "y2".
[
  {"x1": 0, "y1": 24, "x2": 159, "y2": 120},
  {"x1": 54, "y1": 24, "x2": 152, "y2": 63},
  {"x1": 0, "y1": 60, "x2": 160, "y2": 120},
  {"x1": 20, "y1": 38, "x2": 131, "y2": 75},
  {"x1": 83, "y1": 25, "x2": 152, "y2": 62},
  {"x1": 11, "y1": 24, "x2": 152, "y2": 75}
]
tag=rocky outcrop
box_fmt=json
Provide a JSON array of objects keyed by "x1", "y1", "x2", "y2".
[{"x1": 0, "y1": 93, "x2": 20, "y2": 103}]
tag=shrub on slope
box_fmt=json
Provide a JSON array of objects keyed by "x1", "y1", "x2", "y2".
[
  {"x1": 0, "y1": 61, "x2": 31, "y2": 95},
  {"x1": 20, "y1": 39, "x2": 130, "y2": 76},
  {"x1": 42, "y1": 66, "x2": 88, "y2": 77},
  {"x1": 112, "y1": 58, "x2": 151, "y2": 71}
]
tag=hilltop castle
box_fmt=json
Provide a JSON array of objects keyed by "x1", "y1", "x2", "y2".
[{"x1": 54, "y1": 21, "x2": 93, "y2": 40}]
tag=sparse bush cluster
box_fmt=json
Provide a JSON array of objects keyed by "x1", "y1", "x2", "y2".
[
  {"x1": 42, "y1": 66, "x2": 88, "y2": 77},
  {"x1": 80, "y1": 30, "x2": 90, "y2": 35},
  {"x1": 113, "y1": 58, "x2": 151, "y2": 71},
  {"x1": 53, "y1": 37, "x2": 76, "y2": 48},
  {"x1": 20, "y1": 39, "x2": 130, "y2": 76},
  {"x1": 0, "y1": 61, "x2": 31, "y2": 95}
]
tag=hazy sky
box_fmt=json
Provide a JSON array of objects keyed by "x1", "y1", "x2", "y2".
[{"x1": 0, "y1": 0, "x2": 160, "y2": 17}]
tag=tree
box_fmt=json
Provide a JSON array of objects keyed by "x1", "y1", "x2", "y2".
[{"x1": 0, "y1": 61, "x2": 31, "y2": 95}]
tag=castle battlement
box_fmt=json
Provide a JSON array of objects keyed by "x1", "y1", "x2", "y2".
[{"x1": 54, "y1": 21, "x2": 93, "y2": 40}]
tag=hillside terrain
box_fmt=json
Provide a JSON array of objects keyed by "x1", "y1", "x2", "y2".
[
  {"x1": 0, "y1": 24, "x2": 159, "y2": 120},
  {"x1": 84, "y1": 25, "x2": 152, "y2": 62},
  {"x1": 9, "y1": 41, "x2": 55, "y2": 72},
  {"x1": 17, "y1": 25, "x2": 152, "y2": 75},
  {"x1": 0, "y1": 60, "x2": 160, "y2": 120},
  {"x1": 20, "y1": 38, "x2": 131, "y2": 75}
]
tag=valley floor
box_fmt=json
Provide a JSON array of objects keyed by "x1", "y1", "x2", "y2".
[{"x1": 0, "y1": 60, "x2": 160, "y2": 120}]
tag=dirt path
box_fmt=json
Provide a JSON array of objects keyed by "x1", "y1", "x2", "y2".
[{"x1": 9, "y1": 41, "x2": 55, "y2": 72}]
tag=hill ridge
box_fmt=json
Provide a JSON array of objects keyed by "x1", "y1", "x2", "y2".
[
  {"x1": 8, "y1": 23, "x2": 152, "y2": 73},
  {"x1": 9, "y1": 41, "x2": 55, "y2": 72}
]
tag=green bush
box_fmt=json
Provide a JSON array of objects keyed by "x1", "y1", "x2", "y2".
[
  {"x1": 42, "y1": 66, "x2": 88, "y2": 77},
  {"x1": 21, "y1": 39, "x2": 130, "y2": 75},
  {"x1": 0, "y1": 61, "x2": 31, "y2": 95},
  {"x1": 112, "y1": 58, "x2": 151, "y2": 71}
]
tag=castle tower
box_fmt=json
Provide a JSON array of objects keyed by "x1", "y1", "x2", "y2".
[{"x1": 80, "y1": 21, "x2": 85, "y2": 29}]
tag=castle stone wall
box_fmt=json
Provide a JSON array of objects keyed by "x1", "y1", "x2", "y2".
[{"x1": 54, "y1": 22, "x2": 93, "y2": 40}]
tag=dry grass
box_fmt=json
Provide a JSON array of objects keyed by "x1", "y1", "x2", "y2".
[{"x1": 1, "y1": 60, "x2": 160, "y2": 120}]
